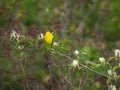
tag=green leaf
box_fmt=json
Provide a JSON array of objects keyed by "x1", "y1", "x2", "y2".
[
  {"x1": 94, "y1": 64, "x2": 110, "y2": 74},
  {"x1": 45, "y1": 44, "x2": 51, "y2": 51},
  {"x1": 83, "y1": 46, "x2": 91, "y2": 57}
]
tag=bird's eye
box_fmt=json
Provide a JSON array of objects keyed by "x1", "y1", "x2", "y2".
[{"x1": 49, "y1": 30, "x2": 53, "y2": 33}]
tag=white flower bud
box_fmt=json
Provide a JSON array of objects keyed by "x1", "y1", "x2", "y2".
[
  {"x1": 10, "y1": 30, "x2": 20, "y2": 41},
  {"x1": 17, "y1": 45, "x2": 24, "y2": 50},
  {"x1": 114, "y1": 49, "x2": 120, "y2": 60},
  {"x1": 74, "y1": 50, "x2": 79, "y2": 56},
  {"x1": 107, "y1": 70, "x2": 112, "y2": 76},
  {"x1": 53, "y1": 42, "x2": 59, "y2": 46},
  {"x1": 72, "y1": 60, "x2": 79, "y2": 68},
  {"x1": 112, "y1": 85, "x2": 116, "y2": 90},
  {"x1": 38, "y1": 33, "x2": 44, "y2": 40},
  {"x1": 99, "y1": 57, "x2": 105, "y2": 63},
  {"x1": 108, "y1": 85, "x2": 116, "y2": 90}
]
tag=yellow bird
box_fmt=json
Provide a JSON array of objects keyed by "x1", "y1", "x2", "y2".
[{"x1": 44, "y1": 31, "x2": 53, "y2": 45}]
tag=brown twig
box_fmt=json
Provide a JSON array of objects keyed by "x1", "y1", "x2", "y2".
[
  {"x1": 61, "y1": 73, "x2": 75, "y2": 89},
  {"x1": 20, "y1": 61, "x2": 30, "y2": 90}
]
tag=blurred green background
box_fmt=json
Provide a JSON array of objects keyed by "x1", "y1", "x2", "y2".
[{"x1": 0, "y1": 0, "x2": 120, "y2": 40}]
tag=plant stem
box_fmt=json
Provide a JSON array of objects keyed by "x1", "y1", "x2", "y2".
[{"x1": 20, "y1": 63, "x2": 30, "y2": 90}]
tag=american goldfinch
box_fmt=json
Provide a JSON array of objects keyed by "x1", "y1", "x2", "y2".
[{"x1": 44, "y1": 31, "x2": 53, "y2": 45}]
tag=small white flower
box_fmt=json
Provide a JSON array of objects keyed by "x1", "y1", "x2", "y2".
[
  {"x1": 108, "y1": 85, "x2": 116, "y2": 90},
  {"x1": 114, "y1": 49, "x2": 120, "y2": 59},
  {"x1": 112, "y1": 85, "x2": 117, "y2": 90},
  {"x1": 72, "y1": 60, "x2": 79, "y2": 68},
  {"x1": 115, "y1": 49, "x2": 120, "y2": 56},
  {"x1": 74, "y1": 50, "x2": 79, "y2": 56},
  {"x1": 17, "y1": 45, "x2": 24, "y2": 50},
  {"x1": 107, "y1": 69, "x2": 112, "y2": 76},
  {"x1": 10, "y1": 30, "x2": 17, "y2": 38},
  {"x1": 53, "y1": 42, "x2": 59, "y2": 46},
  {"x1": 38, "y1": 33, "x2": 44, "y2": 40},
  {"x1": 99, "y1": 57, "x2": 105, "y2": 63},
  {"x1": 41, "y1": 33, "x2": 44, "y2": 38},
  {"x1": 10, "y1": 30, "x2": 19, "y2": 40}
]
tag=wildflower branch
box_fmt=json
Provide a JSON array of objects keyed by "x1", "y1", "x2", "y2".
[
  {"x1": 52, "y1": 51, "x2": 115, "y2": 80},
  {"x1": 79, "y1": 63, "x2": 114, "y2": 80}
]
